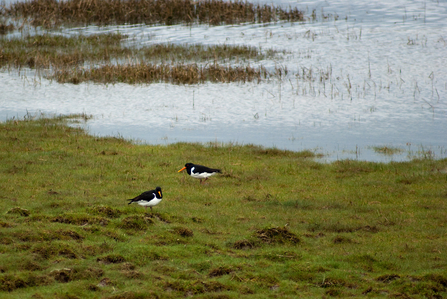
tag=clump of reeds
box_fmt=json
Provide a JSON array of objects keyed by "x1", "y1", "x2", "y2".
[
  {"x1": 51, "y1": 62, "x2": 270, "y2": 85},
  {"x1": 4, "y1": 0, "x2": 304, "y2": 28},
  {"x1": 0, "y1": 22, "x2": 15, "y2": 35},
  {"x1": 141, "y1": 43, "x2": 266, "y2": 62}
]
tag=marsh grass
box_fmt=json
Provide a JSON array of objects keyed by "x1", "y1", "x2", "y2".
[
  {"x1": 0, "y1": 21, "x2": 14, "y2": 35},
  {"x1": 0, "y1": 33, "x2": 129, "y2": 69},
  {"x1": 0, "y1": 115, "x2": 446, "y2": 298},
  {"x1": 0, "y1": 34, "x2": 265, "y2": 67},
  {"x1": 4, "y1": 0, "x2": 304, "y2": 28},
  {"x1": 51, "y1": 62, "x2": 270, "y2": 84},
  {"x1": 1, "y1": 33, "x2": 277, "y2": 84},
  {"x1": 141, "y1": 43, "x2": 266, "y2": 62}
]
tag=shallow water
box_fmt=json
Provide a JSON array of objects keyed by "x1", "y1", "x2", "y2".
[{"x1": 1, "y1": 0, "x2": 446, "y2": 161}]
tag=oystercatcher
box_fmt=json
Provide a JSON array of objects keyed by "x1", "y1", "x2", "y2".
[
  {"x1": 128, "y1": 186, "x2": 163, "y2": 212},
  {"x1": 178, "y1": 163, "x2": 222, "y2": 184}
]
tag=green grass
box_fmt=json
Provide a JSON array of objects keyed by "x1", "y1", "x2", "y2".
[{"x1": 1, "y1": 115, "x2": 447, "y2": 298}]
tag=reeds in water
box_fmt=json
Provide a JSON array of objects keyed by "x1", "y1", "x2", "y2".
[
  {"x1": 0, "y1": 22, "x2": 15, "y2": 35},
  {"x1": 1, "y1": 33, "x2": 275, "y2": 84},
  {"x1": 4, "y1": 0, "x2": 304, "y2": 28},
  {"x1": 52, "y1": 63, "x2": 269, "y2": 85},
  {"x1": 0, "y1": 33, "x2": 128, "y2": 69}
]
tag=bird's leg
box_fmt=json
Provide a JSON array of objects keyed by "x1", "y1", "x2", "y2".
[
  {"x1": 150, "y1": 207, "x2": 153, "y2": 213},
  {"x1": 201, "y1": 178, "x2": 208, "y2": 184}
]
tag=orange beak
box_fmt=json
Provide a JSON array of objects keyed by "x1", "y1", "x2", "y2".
[
  {"x1": 178, "y1": 167, "x2": 187, "y2": 173},
  {"x1": 158, "y1": 191, "x2": 161, "y2": 197}
]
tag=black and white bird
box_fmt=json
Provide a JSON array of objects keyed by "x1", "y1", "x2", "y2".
[
  {"x1": 128, "y1": 187, "x2": 163, "y2": 212},
  {"x1": 178, "y1": 163, "x2": 222, "y2": 184}
]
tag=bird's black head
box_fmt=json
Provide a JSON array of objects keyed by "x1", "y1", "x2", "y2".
[{"x1": 178, "y1": 163, "x2": 193, "y2": 173}]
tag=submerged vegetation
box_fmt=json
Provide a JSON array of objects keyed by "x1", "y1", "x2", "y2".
[
  {"x1": 0, "y1": 115, "x2": 446, "y2": 298},
  {"x1": 2, "y1": 0, "x2": 304, "y2": 28}
]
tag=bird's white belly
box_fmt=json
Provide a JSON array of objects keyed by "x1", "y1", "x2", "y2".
[
  {"x1": 138, "y1": 198, "x2": 162, "y2": 207},
  {"x1": 190, "y1": 171, "x2": 216, "y2": 179}
]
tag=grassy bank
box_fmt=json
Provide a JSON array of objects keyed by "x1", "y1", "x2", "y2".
[{"x1": 1, "y1": 115, "x2": 446, "y2": 298}]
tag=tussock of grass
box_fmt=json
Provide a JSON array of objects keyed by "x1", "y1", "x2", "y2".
[
  {"x1": 5, "y1": 0, "x2": 304, "y2": 28},
  {"x1": 0, "y1": 115, "x2": 447, "y2": 298}
]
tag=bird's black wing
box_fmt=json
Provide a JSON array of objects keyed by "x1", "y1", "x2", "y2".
[
  {"x1": 128, "y1": 190, "x2": 156, "y2": 204},
  {"x1": 194, "y1": 164, "x2": 222, "y2": 173}
]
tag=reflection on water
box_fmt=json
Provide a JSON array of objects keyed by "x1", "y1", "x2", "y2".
[{"x1": 1, "y1": 0, "x2": 446, "y2": 162}]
